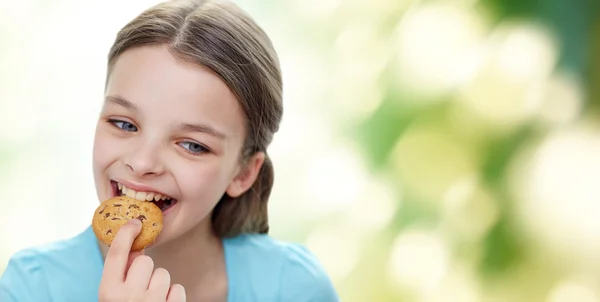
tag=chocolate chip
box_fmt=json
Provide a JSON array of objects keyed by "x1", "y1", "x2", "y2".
[
  {"x1": 105, "y1": 213, "x2": 110, "y2": 218},
  {"x1": 111, "y1": 217, "x2": 120, "y2": 220},
  {"x1": 114, "y1": 204, "x2": 122, "y2": 207},
  {"x1": 152, "y1": 222, "x2": 157, "y2": 227},
  {"x1": 98, "y1": 206, "x2": 106, "y2": 214},
  {"x1": 128, "y1": 204, "x2": 140, "y2": 209},
  {"x1": 106, "y1": 230, "x2": 112, "y2": 235},
  {"x1": 137, "y1": 215, "x2": 146, "y2": 222}
]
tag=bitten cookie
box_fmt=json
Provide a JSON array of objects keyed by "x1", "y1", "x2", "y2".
[{"x1": 92, "y1": 196, "x2": 163, "y2": 251}]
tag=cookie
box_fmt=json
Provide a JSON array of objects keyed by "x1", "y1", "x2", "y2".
[{"x1": 92, "y1": 196, "x2": 163, "y2": 251}]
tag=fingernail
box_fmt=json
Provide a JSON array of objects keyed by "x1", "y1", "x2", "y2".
[{"x1": 129, "y1": 218, "x2": 142, "y2": 226}]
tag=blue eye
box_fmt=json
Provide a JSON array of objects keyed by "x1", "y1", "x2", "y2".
[
  {"x1": 108, "y1": 119, "x2": 138, "y2": 132},
  {"x1": 179, "y1": 141, "x2": 210, "y2": 155}
]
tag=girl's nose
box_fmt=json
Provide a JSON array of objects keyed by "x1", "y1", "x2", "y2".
[{"x1": 124, "y1": 146, "x2": 165, "y2": 177}]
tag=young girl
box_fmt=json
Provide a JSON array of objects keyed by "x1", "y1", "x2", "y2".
[{"x1": 0, "y1": 0, "x2": 339, "y2": 301}]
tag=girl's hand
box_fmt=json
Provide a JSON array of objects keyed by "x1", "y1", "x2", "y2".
[{"x1": 98, "y1": 219, "x2": 186, "y2": 302}]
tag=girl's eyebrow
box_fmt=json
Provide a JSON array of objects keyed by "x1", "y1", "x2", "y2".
[
  {"x1": 105, "y1": 95, "x2": 138, "y2": 112},
  {"x1": 179, "y1": 122, "x2": 227, "y2": 140}
]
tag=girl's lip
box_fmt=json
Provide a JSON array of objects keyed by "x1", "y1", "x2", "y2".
[{"x1": 162, "y1": 200, "x2": 178, "y2": 215}]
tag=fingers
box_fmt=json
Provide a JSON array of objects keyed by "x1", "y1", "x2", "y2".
[
  {"x1": 102, "y1": 219, "x2": 142, "y2": 283},
  {"x1": 147, "y1": 268, "x2": 171, "y2": 300},
  {"x1": 125, "y1": 249, "x2": 146, "y2": 277},
  {"x1": 99, "y1": 219, "x2": 185, "y2": 302},
  {"x1": 125, "y1": 255, "x2": 155, "y2": 295},
  {"x1": 166, "y1": 284, "x2": 186, "y2": 302}
]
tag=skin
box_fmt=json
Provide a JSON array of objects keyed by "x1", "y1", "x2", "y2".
[{"x1": 93, "y1": 45, "x2": 265, "y2": 301}]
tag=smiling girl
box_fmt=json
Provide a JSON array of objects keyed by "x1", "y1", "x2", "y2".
[{"x1": 0, "y1": 0, "x2": 338, "y2": 301}]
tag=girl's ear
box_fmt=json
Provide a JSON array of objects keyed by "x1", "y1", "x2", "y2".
[{"x1": 226, "y1": 152, "x2": 265, "y2": 198}]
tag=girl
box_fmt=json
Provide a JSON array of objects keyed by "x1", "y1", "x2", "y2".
[{"x1": 0, "y1": 0, "x2": 339, "y2": 301}]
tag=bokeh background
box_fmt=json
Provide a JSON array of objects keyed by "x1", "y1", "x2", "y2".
[{"x1": 2, "y1": 0, "x2": 600, "y2": 301}]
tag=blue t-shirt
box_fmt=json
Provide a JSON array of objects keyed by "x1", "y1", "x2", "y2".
[{"x1": 0, "y1": 226, "x2": 339, "y2": 302}]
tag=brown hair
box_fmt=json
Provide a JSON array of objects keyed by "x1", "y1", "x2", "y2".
[{"x1": 106, "y1": 0, "x2": 283, "y2": 237}]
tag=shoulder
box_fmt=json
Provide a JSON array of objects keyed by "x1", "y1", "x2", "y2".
[
  {"x1": 276, "y1": 240, "x2": 339, "y2": 302},
  {"x1": 4, "y1": 226, "x2": 102, "y2": 268},
  {"x1": 0, "y1": 226, "x2": 103, "y2": 301},
  {"x1": 0, "y1": 247, "x2": 44, "y2": 301},
  {"x1": 224, "y1": 234, "x2": 339, "y2": 302}
]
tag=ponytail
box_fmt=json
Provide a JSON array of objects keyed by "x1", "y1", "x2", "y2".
[{"x1": 211, "y1": 154, "x2": 274, "y2": 237}]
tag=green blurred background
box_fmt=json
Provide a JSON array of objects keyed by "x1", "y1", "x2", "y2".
[{"x1": 2, "y1": 0, "x2": 600, "y2": 301}]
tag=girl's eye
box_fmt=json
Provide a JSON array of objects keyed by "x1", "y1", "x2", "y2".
[
  {"x1": 108, "y1": 119, "x2": 138, "y2": 132},
  {"x1": 179, "y1": 141, "x2": 210, "y2": 155}
]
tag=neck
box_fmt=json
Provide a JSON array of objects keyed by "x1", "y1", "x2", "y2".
[
  {"x1": 99, "y1": 219, "x2": 227, "y2": 300},
  {"x1": 147, "y1": 219, "x2": 225, "y2": 288}
]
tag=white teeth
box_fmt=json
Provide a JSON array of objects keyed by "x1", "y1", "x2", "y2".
[
  {"x1": 135, "y1": 192, "x2": 147, "y2": 201},
  {"x1": 117, "y1": 183, "x2": 171, "y2": 202}
]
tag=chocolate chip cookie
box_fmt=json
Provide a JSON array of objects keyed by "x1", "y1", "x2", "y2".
[{"x1": 92, "y1": 196, "x2": 163, "y2": 251}]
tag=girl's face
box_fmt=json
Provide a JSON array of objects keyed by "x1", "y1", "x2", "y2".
[{"x1": 92, "y1": 45, "x2": 260, "y2": 247}]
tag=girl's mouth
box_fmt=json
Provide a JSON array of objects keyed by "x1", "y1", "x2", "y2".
[{"x1": 111, "y1": 180, "x2": 178, "y2": 212}]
